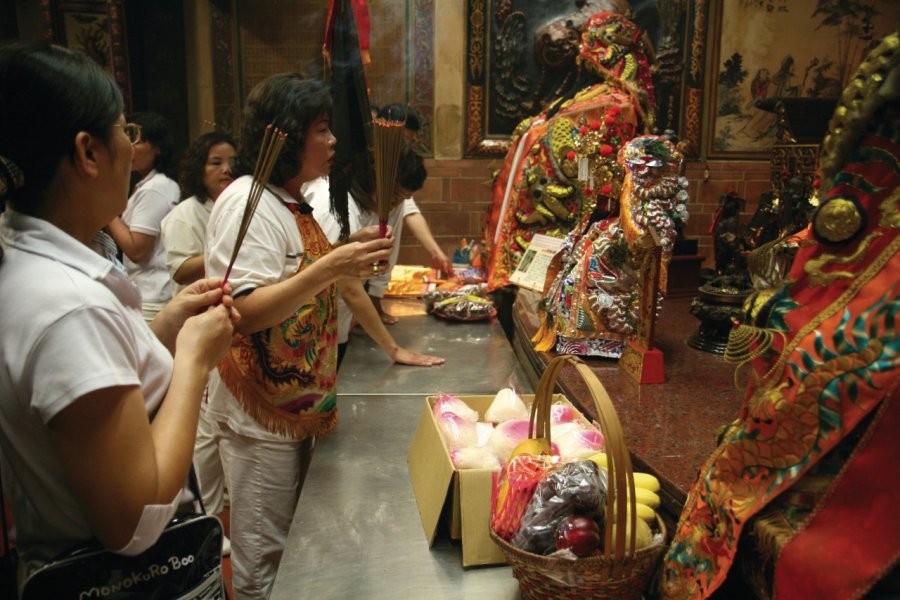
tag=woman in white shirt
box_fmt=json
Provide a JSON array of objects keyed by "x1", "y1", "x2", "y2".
[
  {"x1": 161, "y1": 131, "x2": 238, "y2": 551},
  {"x1": 307, "y1": 145, "x2": 446, "y2": 368},
  {"x1": 0, "y1": 41, "x2": 236, "y2": 590},
  {"x1": 107, "y1": 111, "x2": 182, "y2": 322},
  {"x1": 163, "y1": 131, "x2": 237, "y2": 292}
]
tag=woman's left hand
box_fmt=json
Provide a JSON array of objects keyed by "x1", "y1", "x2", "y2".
[{"x1": 389, "y1": 347, "x2": 445, "y2": 367}]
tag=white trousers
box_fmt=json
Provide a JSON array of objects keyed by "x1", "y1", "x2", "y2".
[
  {"x1": 193, "y1": 403, "x2": 227, "y2": 515},
  {"x1": 215, "y1": 420, "x2": 315, "y2": 600}
]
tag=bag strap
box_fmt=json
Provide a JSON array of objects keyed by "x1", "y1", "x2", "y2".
[
  {"x1": 0, "y1": 464, "x2": 207, "y2": 552},
  {"x1": 0, "y1": 470, "x2": 11, "y2": 559},
  {"x1": 187, "y1": 467, "x2": 207, "y2": 516}
]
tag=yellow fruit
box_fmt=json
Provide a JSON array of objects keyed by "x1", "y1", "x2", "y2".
[
  {"x1": 629, "y1": 487, "x2": 660, "y2": 508},
  {"x1": 607, "y1": 516, "x2": 654, "y2": 550},
  {"x1": 588, "y1": 451, "x2": 608, "y2": 468},
  {"x1": 610, "y1": 502, "x2": 656, "y2": 523},
  {"x1": 509, "y1": 438, "x2": 551, "y2": 460},
  {"x1": 632, "y1": 502, "x2": 656, "y2": 522},
  {"x1": 587, "y1": 454, "x2": 657, "y2": 486},
  {"x1": 495, "y1": 481, "x2": 508, "y2": 514},
  {"x1": 633, "y1": 472, "x2": 660, "y2": 492}
]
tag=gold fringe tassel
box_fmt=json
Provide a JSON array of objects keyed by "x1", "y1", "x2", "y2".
[
  {"x1": 217, "y1": 354, "x2": 338, "y2": 440},
  {"x1": 531, "y1": 317, "x2": 558, "y2": 352}
]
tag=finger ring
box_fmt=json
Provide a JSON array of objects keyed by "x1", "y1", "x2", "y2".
[{"x1": 372, "y1": 265, "x2": 379, "y2": 276}]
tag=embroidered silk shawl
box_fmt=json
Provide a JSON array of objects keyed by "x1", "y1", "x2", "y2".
[{"x1": 218, "y1": 208, "x2": 339, "y2": 439}]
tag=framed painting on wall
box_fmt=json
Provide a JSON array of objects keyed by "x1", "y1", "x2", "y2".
[
  {"x1": 40, "y1": 0, "x2": 132, "y2": 110},
  {"x1": 704, "y1": 0, "x2": 898, "y2": 159}
]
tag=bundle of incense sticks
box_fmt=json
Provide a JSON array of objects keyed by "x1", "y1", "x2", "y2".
[
  {"x1": 223, "y1": 124, "x2": 288, "y2": 284},
  {"x1": 372, "y1": 117, "x2": 407, "y2": 237}
]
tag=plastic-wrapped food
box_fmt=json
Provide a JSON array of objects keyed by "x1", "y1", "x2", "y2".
[
  {"x1": 436, "y1": 411, "x2": 478, "y2": 451},
  {"x1": 475, "y1": 421, "x2": 495, "y2": 447},
  {"x1": 554, "y1": 427, "x2": 605, "y2": 462},
  {"x1": 511, "y1": 460, "x2": 608, "y2": 555},
  {"x1": 450, "y1": 447, "x2": 502, "y2": 470},
  {"x1": 550, "y1": 421, "x2": 583, "y2": 441},
  {"x1": 484, "y1": 387, "x2": 529, "y2": 423},
  {"x1": 431, "y1": 295, "x2": 497, "y2": 321},
  {"x1": 555, "y1": 514, "x2": 602, "y2": 557},
  {"x1": 487, "y1": 419, "x2": 532, "y2": 463},
  {"x1": 432, "y1": 393, "x2": 480, "y2": 423},
  {"x1": 491, "y1": 453, "x2": 559, "y2": 539},
  {"x1": 550, "y1": 402, "x2": 578, "y2": 425},
  {"x1": 422, "y1": 283, "x2": 488, "y2": 311}
]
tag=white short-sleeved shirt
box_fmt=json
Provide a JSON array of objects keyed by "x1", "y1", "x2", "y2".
[
  {"x1": 305, "y1": 178, "x2": 415, "y2": 342},
  {"x1": 161, "y1": 195, "x2": 214, "y2": 293},
  {"x1": 0, "y1": 209, "x2": 174, "y2": 568},
  {"x1": 122, "y1": 170, "x2": 180, "y2": 303},
  {"x1": 400, "y1": 197, "x2": 421, "y2": 218},
  {"x1": 204, "y1": 176, "x2": 308, "y2": 439}
]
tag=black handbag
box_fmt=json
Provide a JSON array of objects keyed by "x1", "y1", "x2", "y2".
[
  {"x1": 3, "y1": 471, "x2": 228, "y2": 599},
  {"x1": 0, "y1": 475, "x2": 18, "y2": 600},
  {"x1": 21, "y1": 513, "x2": 226, "y2": 599}
]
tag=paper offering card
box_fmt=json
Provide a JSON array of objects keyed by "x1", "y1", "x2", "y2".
[{"x1": 509, "y1": 234, "x2": 564, "y2": 292}]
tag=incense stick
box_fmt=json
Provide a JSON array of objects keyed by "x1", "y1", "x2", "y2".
[
  {"x1": 223, "y1": 124, "x2": 288, "y2": 284},
  {"x1": 372, "y1": 117, "x2": 406, "y2": 237}
]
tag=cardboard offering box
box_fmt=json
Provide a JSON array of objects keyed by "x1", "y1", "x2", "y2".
[{"x1": 407, "y1": 393, "x2": 569, "y2": 567}]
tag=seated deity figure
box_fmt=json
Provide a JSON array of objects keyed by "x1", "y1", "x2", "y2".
[
  {"x1": 529, "y1": 0, "x2": 630, "y2": 113},
  {"x1": 662, "y1": 32, "x2": 900, "y2": 600},
  {"x1": 483, "y1": 10, "x2": 657, "y2": 291},
  {"x1": 532, "y1": 134, "x2": 689, "y2": 357}
]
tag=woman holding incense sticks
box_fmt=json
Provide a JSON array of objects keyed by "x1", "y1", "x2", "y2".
[
  {"x1": 303, "y1": 144, "x2": 444, "y2": 367},
  {"x1": 0, "y1": 42, "x2": 236, "y2": 589},
  {"x1": 106, "y1": 111, "x2": 181, "y2": 324},
  {"x1": 204, "y1": 73, "x2": 406, "y2": 599}
]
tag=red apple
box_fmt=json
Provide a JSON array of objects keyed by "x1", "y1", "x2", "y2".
[{"x1": 554, "y1": 515, "x2": 601, "y2": 557}]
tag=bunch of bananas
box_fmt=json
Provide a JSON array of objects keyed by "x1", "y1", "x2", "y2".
[{"x1": 588, "y1": 450, "x2": 661, "y2": 548}]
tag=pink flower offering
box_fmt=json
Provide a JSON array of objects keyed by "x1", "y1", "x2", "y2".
[
  {"x1": 555, "y1": 427, "x2": 605, "y2": 462},
  {"x1": 450, "y1": 447, "x2": 502, "y2": 470},
  {"x1": 487, "y1": 419, "x2": 532, "y2": 462},
  {"x1": 432, "y1": 393, "x2": 479, "y2": 423},
  {"x1": 550, "y1": 402, "x2": 577, "y2": 424},
  {"x1": 437, "y1": 411, "x2": 478, "y2": 451}
]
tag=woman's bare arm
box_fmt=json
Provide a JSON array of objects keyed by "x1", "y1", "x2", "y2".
[{"x1": 48, "y1": 304, "x2": 234, "y2": 550}]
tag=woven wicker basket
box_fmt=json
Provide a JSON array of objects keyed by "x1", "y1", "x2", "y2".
[{"x1": 490, "y1": 355, "x2": 666, "y2": 600}]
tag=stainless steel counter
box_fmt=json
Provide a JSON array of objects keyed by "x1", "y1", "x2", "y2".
[
  {"x1": 271, "y1": 301, "x2": 530, "y2": 599},
  {"x1": 335, "y1": 299, "x2": 533, "y2": 396}
]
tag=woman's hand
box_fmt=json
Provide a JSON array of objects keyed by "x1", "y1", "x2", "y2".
[
  {"x1": 175, "y1": 304, "x2": 236, "y2": 373},
  {"x1": 348, "y1": 224, "x2": 393, "y2": 244},
  {"x1": 171, "y1": 278, "x2": 239, "y2": 321},
  {"x1": 389, "y1": 346, "x2": 445, "y2": 367},
  {"x1": 431, "y1": 250, "x2": 454, "y2": 277},
  {"x1": 325, "y1": 237, "x2": 393, "y2": 280},
  {"x1": 152, "y1": 278, "x2": 240, "y2": 351}
]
